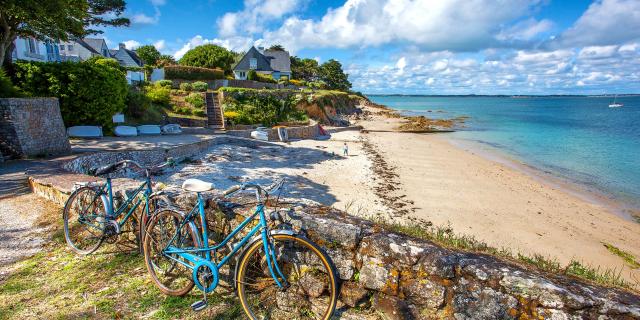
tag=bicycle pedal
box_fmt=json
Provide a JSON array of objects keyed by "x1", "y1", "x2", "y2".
[{"x1": 191, "y1": 300, "x2": 207, "y2": 312}]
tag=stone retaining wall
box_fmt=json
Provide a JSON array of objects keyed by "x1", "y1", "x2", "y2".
[
  {"x1": 0, "y1": 98, "x2": 71, "y2": 159},
  {"x1": 226, "y1": 122, "x2": 320, "y2": 141}
]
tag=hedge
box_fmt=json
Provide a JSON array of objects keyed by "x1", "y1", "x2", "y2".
[
  {"x1": 11, "y1": 60, "x2": 128, "y2": 130},
  {"x1": 164, "y1": 65, "x2": 224, "y2": 81}
]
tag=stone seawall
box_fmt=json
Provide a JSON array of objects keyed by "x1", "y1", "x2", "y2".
[
  {"x1": 0, "y1": 98, "x2": 70, "y2": 159},
  {"x1": 226, "y1": 122, "x2": 320, "y2": 141}
]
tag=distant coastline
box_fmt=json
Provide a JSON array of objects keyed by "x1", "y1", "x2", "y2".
[{"x1": 366, "y1": 93, "x2": 640, "y2": 98}]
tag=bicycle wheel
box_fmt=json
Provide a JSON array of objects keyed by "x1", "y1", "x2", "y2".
[
  {"x1": 143, "y1": 208, "x2": 199, "y2": 296},
  {"x1": 236, "y1": 234, "x2": 338, "y2": 320},
  {"x1": 137, "y1": 193, "x2": 168, "y2": 254},
  {"x1": 63, "y1": 186, "x2": 107, "y2": 254}
]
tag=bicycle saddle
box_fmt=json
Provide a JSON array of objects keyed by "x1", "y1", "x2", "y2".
[{"x1": 182, "y1": 179, "x2": 214, "y2": 192}]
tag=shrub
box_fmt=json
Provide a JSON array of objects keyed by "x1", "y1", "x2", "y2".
[
  {"x1": 12, "y1": 60, "x2": 127, "y2": 130},
  {"x1": 145, "y1": 85, "x2": 171, "y2": 105},
  {"x1": 185, "y1": 92, "x2": 205, "y2": 108},
  {"x1": 191, "y1": 81, "x2": 208, "y2": 92},
  {"x1": 0, "y1": 69, "x2": 20, "y2": 98},
  {"x1": 156, "y1": 80, "x2": 173, "y2": 88},
  {"x1": 193, "y1": 109, "x2": 206, "y2": 117},
  {"x1": 247, "y1": 70, "x2": 258, "y2": 81},
  {"x1": 222, "y1": 92, "x2": 306, "y2": 126},
  {"x1": 179, "y1": 82, "x2": 192, "y2": 91},
  {"x1": 125, "y1": 87, "x2": 151, "y2": 118},
  {"x1": 289, "y1": 79, "x2": 305, "y2": 87},
  {"x1": 256, "y1": 73, "x2": 276, "y2": 84},
  {"x1": 93, "y1": 58, "x2": 122, "y2": 69},
  {"x1": 165, "y1": 65, "x2": 224, "y2": 81}
]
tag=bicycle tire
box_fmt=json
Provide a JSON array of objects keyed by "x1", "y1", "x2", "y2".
[
  {"x1": 143, "y1": 208, "x2": 200, "y2": 296},
  {"x1": 236, "y1": 234, "x2": 338, "y2": 320},
  {"x1": 63, "y1": 186, "x2": 107, "y2": 255}
]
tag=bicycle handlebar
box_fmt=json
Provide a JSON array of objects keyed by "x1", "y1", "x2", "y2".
[
  {"x1": 222, "y1": 178, "x2": 285, "y2": 199},
  {"x1": 92, "y1": 158, "x2": 175, "y2": 177}
]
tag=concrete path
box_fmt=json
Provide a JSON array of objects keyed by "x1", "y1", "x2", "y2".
[{"x1": 70, "y1": 132, "x2": 221, "y2": 153}]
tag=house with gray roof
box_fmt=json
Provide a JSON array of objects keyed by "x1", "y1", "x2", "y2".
[
  {"x1": 58, "y1": 38, "x2": 110, "y2": 62},
  {"x1": 233, "y1": 46, "x2": 291, "y2": 80},
  {"x1": 109, "y1": 43, "x2": 143, "y2": 67}
]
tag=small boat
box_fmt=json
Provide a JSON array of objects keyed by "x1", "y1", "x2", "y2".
[
  {"x1": 67, "y1": 126, "x2": 103, "y2": 138},
  {"x1": 137, "y1": 125, "x2": 161, "y2": 135},
  {"x1": 609, "y1": 95, "x2": 623, "y2": 108},
  {"x1": 161, "y1": 124, "x2": 182, "y2": 135},
  {"x1": 114, "y1": 126, "x2": 138, "y2": 137},
  {"x1": 250, "y1": 127, "x2": 270, "y2": 141}
]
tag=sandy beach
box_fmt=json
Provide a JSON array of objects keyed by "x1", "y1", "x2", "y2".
[{"x1": 156, "y1": 103, "x2": 640, "y2": 284}]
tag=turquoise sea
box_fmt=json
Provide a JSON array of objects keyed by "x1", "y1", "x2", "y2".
[{"x1": 368, "y1": 95, "x2": 640, "y2": 212}]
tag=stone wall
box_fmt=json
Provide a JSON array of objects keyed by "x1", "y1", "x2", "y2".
[
  {"x1": 0, "y1": 98, "x2": 71, "y2": 159},
  {"x1": 166, "y1": 116, "x2": 206, "y2": 128},
  {"x1": 226, "y1": 122, "x2": 320, "y2": 141}
]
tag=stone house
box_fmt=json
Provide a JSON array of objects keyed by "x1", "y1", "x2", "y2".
[
  {"x1": 233, "y1": 46, "x2": 291, "y2": 80},
  {"x1": 109, "y1": 43, "x2": 143, "y2": 68}
]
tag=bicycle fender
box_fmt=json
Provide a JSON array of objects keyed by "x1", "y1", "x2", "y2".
[{"x1": 232, "y1": 229, "x2": 297, "y2": 291}]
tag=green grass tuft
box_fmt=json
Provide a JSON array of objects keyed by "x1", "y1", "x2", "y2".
[{"x1": 603, "y1": 243, "x2": 640, "y2": 269}]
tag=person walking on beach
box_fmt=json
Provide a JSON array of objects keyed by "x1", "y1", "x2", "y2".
[{"x1": 343, "y1": 142, "x2": 349, "y2": 156}]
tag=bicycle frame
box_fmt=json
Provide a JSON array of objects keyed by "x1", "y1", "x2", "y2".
[
  {"x1": 161, "y1": 192, "x2": 287, "y2": 293},
  {"x1": 80, "y1": 176, "x2": 153, "y2": 232}
]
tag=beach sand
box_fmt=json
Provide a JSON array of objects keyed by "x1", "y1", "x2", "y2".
[
  {"x1": 352, "y1": 104, "x2": 640, "y2": 284},
  {"x1": 160, "y1": 105, "x2": 640, "y2": 284}
]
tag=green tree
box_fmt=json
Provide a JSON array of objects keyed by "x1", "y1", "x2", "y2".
[
  {"x1": 290, "y1": 56, "x2": 320, "y2": 82},
  {"x1": 136, "y1": 45, "x2": 161, "y2": 66},
  {"x1": 0, "y1": 0, "x2": 129, "y2": 66},
  {"x1": 268, "y1": 44, "x2": 285, "y2": 51},
  {"x1": 178, "y1": 44, "x2": 235, "y2": 73},
  {"x1": 156, "y1": 54, "x2": 176, "y2": 67},
  {"x1": 319, "y1": 59, "x2": 351, "y2": 91}
]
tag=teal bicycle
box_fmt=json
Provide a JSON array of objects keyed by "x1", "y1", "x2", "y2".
[
  {"x1": 63, "y1": 159, "x2": 173, "y2": 255},
  {"x1": 143, "y1": 178, "x2": 338, "y2": 319}
]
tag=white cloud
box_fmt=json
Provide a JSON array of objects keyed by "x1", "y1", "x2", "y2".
[
  {"x1": 131, "y1": 7, "x2": 161, "y2": 25},
  {"x1": 497, "y1": 18, "x2": 553, "y2": 41},
  {"x1": 153, "y1": 40, "x2": 166, "y2": 51},
  {"x1": 578, "y1": 45, "x2": 618, "y2": 60},
  {"x1": 263, "y1": 0, "x2": 544, "y2": 52},
  {"x1": 619, "y1": 43, "x2": 638, "y2": 52},
  {"x1": 173, "y1": 35, "x2": 255, "y2": 59},
  {"x1": 122, "y1": 40, "x2": 141, "y2": 50},
  {"x1": 553, "y1": 0, "x2": 640, "y2": 48},
  {"x1": 218, "y1": 0, "x2": 305, "y2": 37}
]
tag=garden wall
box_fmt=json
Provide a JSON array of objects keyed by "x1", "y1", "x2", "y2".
[
  {"x1": 0, "y1": 98, "x2": 71, "y2": 159},
  {"x1": 225, "y1": 122, "x2": 320, "y2": 141}
]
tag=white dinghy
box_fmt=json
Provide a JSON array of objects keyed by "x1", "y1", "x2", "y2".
[
  {"x1": 67, "y1": 126, "x2": 103, "y2": 138},
  {"x1": 114, "y1": 126, "x2": 138, "y2": 137}
]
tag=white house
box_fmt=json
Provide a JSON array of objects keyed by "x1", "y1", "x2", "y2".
[
  {"x1": 233, "y1": 46, "x2": 291, "y2": 80},
  {"x1": 11, "y1": 37, "x2": 61, "y2": 62},
  {"x1": 58, "y1": 38, "x2": 110, "y2": 62}
]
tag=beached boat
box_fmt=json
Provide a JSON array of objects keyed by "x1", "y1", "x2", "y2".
[
  {"x1": 67, "y1": 126, "x2": 103, "y2": 138},
  {"x1": 137, "y1": 125, "x2": 161, "y2": 135},
  {"x1": 114, "y1": 126, "x2": 138, "y2": 137},
  {"x1": 250, "y1": 127, "x2": 270, "y2": 141},
  {"x1": 609, "y1": 95, "x2": 623, "y2": 108}
]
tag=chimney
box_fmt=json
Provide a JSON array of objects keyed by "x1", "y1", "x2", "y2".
[
  {"x1": 119, "y1": 43, "x2": 126, "y2": 49},
  {"x1": 258, "y1": 46, "x2": 265, "y2": 52}
]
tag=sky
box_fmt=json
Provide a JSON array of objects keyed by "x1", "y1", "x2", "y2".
[{"x1": 100, "y1": 0, "x2": 640, "y2": 95}]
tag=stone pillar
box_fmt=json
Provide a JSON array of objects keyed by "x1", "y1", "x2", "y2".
[{"x1": 0, "y1": 98, "x2": 71, "y2": 159}]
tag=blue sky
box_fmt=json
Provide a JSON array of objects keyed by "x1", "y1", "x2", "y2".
[{"x1": 100, "y1": 0, "x2": 640, "y2": 94}]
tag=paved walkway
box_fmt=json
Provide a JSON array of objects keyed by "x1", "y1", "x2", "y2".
[{"x1": 70, "y1": 131, "x2": 221, "y2": 153}]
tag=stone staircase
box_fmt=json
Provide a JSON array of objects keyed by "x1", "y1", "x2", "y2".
[{"x1": 205, "y1": 92, "x2": 224, "y2": 130}]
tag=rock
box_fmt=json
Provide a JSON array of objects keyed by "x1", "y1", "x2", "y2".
[
  {"x1": 340, "y1": 281, "x2": 370, "y2": 308},
  {"x1": 452, "y1": 285, "x2": 518, "y2": 320},
  {"x1": 401, "y1": 275, "x2": 446, "y2": 310},
  {"x1": 358, "y1": 256, "x2": 399, "y2": 293},
  {"x1": 372, "y1": 293, "x2": 411, "y2": 320},
  {"x1": 327, "y1": 248, "x2": 356, "y2": 280},
  {"x1": 299, "y1": 272, "x2": 326, "y2": 298},
  {"x1": 289, "y1": 209, "x2": 363, "y2": 250}
]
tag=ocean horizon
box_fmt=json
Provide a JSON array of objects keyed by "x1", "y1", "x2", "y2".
[{"x1": 369, "y1": 95, "x2": 640, "y2": 215}]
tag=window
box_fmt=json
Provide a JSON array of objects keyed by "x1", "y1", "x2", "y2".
[
  {"x1": 103, "y1": 49, "x2": 108, "y2": 57},
  {"x1": 59, "y1": 44, "x2": 65, "y2": 51},
  {"x1": 249, "y1": 58, "x2": 257, "y2": 69},
  {"x1": 27, "y1": 38, "x2": 38, "y2": 54},
  {"x1": 67, "y1": 44, "x2": 73, "y2": 51}
]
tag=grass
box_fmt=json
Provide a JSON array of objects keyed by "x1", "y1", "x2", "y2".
[
  {"x1": 0, "y1": 229, "x2": 242, "y2": 319},
  {"x1": 603, "y1": 243, "x2": 640, "y2": 269},
  {"x1": 371, "y1": 217, "x2": 638, "y2": 290}
]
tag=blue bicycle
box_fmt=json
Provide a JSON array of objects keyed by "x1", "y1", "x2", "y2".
[
  {"x1": 63, "y1": 159, "x2": 173, "y2": 255},
  {"x1": 143, "y1": 178, "x2": 338, "y2": 319}
]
